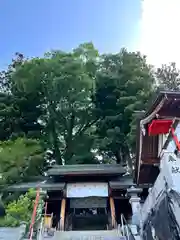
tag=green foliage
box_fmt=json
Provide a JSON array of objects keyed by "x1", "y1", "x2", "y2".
[
  {"x1": 0, "y1": 138, "x2": 44, "y2": 187},
  {"x1": 6, "y1": 189, "x2": 34, "y2": 222},
  {"x1": 1, "y1": 43, "x2": 180, "y2": 174},
  {"x1": 0, "y1": 214, "x2": 20, "y2": 227},
  {"x1": 0, "y1": 189, "x2": 41, "y2": 227},
  {"x1": 156, "y1": 62, "x2": 180, "y2": 91},
  {"x1": 0, "y1": 53, "x2": 44, "y2": 141},
  {"x1": 5, "y1": 43, "x2": 99, "y2": 165},
  {"x1": 94, "y1": 49, "x2": 155, "y2": 164}
]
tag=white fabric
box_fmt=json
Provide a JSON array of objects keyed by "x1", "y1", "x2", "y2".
[{"x1": 66, "y1": 182, "x2": 108, "y2": 198}]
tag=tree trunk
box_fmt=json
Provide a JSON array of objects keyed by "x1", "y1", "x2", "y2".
[
  {"x1": 49, "y1": 104, "x2": 62, "y2": 164},
  {"x1": 64, "y1": 114, "x2": 75, "y2": 164},
  {"x1": 51, "y1": 118, "x2": 62, "y2": 164},
  {"x1": 115, "y1": 150, "x2": 122, "y2": 164}
]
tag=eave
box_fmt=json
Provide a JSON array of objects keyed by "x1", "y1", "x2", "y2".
[
  {"x1": 135, "y1": 91, "x2": 180, "y2": 184},
  {"x1": 47, "y1": 164, "x2": 126, "y2": 177},
  {"x1": 6, "y1": 181, "x2": 65, "y2": 192}
]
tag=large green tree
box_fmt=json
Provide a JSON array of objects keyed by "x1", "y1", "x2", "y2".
[
  {"x1": 5, "y1": 43, "x2": 99, "y2": 165},
  {"x1": 94, "y1": 49, "x2": 155, "y2": 165},
  {"x1": 0, "y1": 44, "x2": 160, "y2": 171}
]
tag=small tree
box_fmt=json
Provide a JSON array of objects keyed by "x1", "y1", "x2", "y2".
[{"x1": 0, "y1": 189, "x2": 44, "y2": 229}]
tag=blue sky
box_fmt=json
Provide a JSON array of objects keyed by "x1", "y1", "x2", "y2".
[{"x1": 0, "y1": 0, "x2": 141, "y2": 68}]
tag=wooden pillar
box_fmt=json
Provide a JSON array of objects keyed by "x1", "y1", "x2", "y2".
[
  {"x1": 60, "y1": 198, "x2": 66, "y2": 231},
  {"x1": 109, "y1": 197, "x2": 116, "y2": 228}
]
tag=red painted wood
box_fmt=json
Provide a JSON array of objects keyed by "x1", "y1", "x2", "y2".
[
  {"x1": 148, "y1": 119, "x2": 173, "y2": 136},
  {"x1": 29, "y1": 188, "x2": 40, "y2": 240}
]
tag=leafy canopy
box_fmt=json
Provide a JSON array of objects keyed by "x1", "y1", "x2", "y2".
[
  {"x1": 0, "y1": 138, "x2": 44, "y2": 187},
  {"x1": 94, "y1": 49, "x2": 155, "y2": 164},
  {"x1": 6, "y1": 43, "x2": 99, "y2": 165},
  {"x1": 1, "y1": 43, "x2": 180, "y2": 173}
]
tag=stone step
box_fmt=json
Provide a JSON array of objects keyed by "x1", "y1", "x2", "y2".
[{"x1": 52, "y1": 230, "x2": 126, "y2": 240}]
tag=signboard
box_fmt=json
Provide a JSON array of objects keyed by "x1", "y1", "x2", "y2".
[
  {"x1": 67, "y1": 183, "x2": 108, "y2": 198},
  {"x1": 70, "y1": 197, "x2": 107, "y2": 208}
]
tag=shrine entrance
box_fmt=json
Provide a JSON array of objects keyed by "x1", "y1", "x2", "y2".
[
  {"x1": 71, "y1": 207, "x2": 108, "y2": 230},
  {"x1": 65, "y1": 183, "x2": 111, "y2": 231},
  {"x1": 65, "y1": 197, "x2": 109, "y2": 230}
]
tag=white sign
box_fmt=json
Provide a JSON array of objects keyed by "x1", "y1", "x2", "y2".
[{"x1": 66, "y1": 182, "x2": 108, "y2": 198}]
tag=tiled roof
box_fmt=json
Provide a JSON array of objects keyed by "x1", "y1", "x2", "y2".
[{"x1": 47, "y1": 164, "x2": 126, "y2": 176}]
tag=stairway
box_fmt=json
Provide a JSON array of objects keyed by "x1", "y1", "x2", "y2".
[{"x1": 41, "y1": 230, "x2": 127, "y2": 240}]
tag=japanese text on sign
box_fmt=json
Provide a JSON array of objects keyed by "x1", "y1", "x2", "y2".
[
  {"x1": 168, "y1": 156, "x2": 176, "y2": 162},
  {"x1": 171, "y1": 166, "x2": 180, "y2": 174}
]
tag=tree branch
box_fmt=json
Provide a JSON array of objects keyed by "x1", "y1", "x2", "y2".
[{"x1": 75, "y1": 118, "x2": 99, "y2": 137}]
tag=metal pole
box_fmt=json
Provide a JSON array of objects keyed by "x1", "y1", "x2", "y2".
[{"x1": 29, "y1": 188, "x2": 40, "y2": 240}]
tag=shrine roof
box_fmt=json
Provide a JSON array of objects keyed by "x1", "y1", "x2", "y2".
[
  {"x1": 6, "y1": 181, "x2": 65, "y2": 192},
  {"x1": 142, "y1": 91, "x2": 180, "y2": 126},
  {"x1": 47, "y1": 164, "x2": 126, "y2": 176},
  {"x1": 109, "y1": 175, "x2": 135, "y2": 189},
  {"x1": 135, "y1": 91, "x2": 180, "y2": 185}
]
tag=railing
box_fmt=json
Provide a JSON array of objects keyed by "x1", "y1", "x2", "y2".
[
  {"x1": 120, "y1": 214, "x2": 136, "y2": 240},
  {"x1": 29, "y1": 188, "x2": 45, "y2": 240}
]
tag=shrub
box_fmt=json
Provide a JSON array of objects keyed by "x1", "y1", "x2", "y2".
[{"x1": 0, "y1": 189, "x2": 43, "y2": 227}]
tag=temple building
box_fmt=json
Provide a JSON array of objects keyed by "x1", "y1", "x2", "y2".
[{"x1": 7, "y1": 164, "x2": 146, "y2": 232}]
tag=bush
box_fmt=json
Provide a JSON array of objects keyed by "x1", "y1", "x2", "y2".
[
  {"x1": 0, "y1": 189, "x2": 42, "y2": 227},
  {"x1": 0, "y1": 214, "x2": 20, "y2": 227}
]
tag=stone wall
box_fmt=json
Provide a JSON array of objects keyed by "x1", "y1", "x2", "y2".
[{"x1": 0, "y1": 225, "x2": 26, "y2": 240}]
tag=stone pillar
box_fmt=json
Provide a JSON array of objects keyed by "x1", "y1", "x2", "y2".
[{"x1": 127, "y1": 186, "x2": 142, "y2": 226}]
